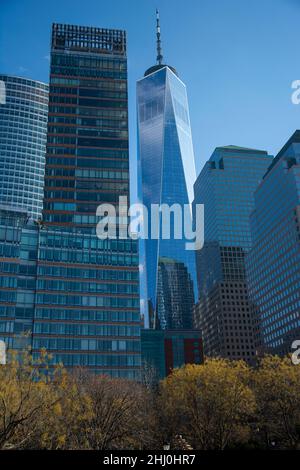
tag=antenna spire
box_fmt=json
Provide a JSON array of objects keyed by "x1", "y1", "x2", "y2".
[{"x1": 156, "y1": 9, "x2": 163, "y2": 65}]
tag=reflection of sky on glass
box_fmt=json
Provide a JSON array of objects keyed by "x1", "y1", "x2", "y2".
[{"x1": 137, "y1": 66, "x2": 197, "y2": 326}]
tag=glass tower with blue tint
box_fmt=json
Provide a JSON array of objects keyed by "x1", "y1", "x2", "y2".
[
  {"x1": 137, "y1": 12, "x2": 197, "y2": 329},
  {"x1": 193, "y1": 146, "x2": 273, "y2": 362},
  {"x1": 0, "y1": 75, "x2": 48, "y2": 220},
  {"x1": 246, "y1": 131, "x2": 300, "y2": 355}
]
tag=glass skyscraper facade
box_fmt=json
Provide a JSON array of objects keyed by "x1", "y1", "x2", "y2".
[
  {"x1": 0, "y1": 24, "x2": 141, "y2": 380},
  {"x1": 156, "y1": 258, "x2": 194, "y2": 330},
  {"x1": 246, "y1": 131, "x2": 300, "y2": 355},
  {"x1": 137, "y1": 63, "x2": 197, "y2": 329},
  {"x1": 0, "y1": 207, "x2": 38, "y2": 351},
  {"x1": 0, "y1": 75, "x2": 48, "y2": 220},
  {"x1": 193, "y1": 146, "x2": 273, "y2": 362}
]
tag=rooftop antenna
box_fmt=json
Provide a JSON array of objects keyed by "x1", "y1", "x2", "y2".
[{"x1": 156, "y1": 9, "x2": 163, "y2": 65}]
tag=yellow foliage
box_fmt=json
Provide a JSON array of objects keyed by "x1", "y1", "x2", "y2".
[{"x1": 160, "y1": 358, "x2": 256, "y2": 450}]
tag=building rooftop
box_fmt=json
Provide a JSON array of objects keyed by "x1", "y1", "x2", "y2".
[
  {"x1": 144, "y1": 64, "x2": 177, "y2": 77},
  {"x1": 215, "y1": 145, "x2": 268, "y2": 154},
  {"x1": 263, "y1": 130, "x2": 300, "y2": 178},
  {"x1": 51, "y1": 23, "x2": 126, "y2": 56}
]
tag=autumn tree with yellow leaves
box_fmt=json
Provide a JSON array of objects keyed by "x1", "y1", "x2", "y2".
[
  {"x1": 252, "y1": 355, "x2": 300, "y2": 449},
  {"x1": 159, "y1": 358, "x2": 256, "y2": 450},
  {"x1": 0, "y1": 349, "x2": 95, "y2": 450}
]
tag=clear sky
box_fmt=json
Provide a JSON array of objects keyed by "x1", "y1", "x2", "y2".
[{"x1": 1, "y1": 0, "x2": 300, "y2": 201}]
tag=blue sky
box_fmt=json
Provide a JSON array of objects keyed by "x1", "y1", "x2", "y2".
[{"x1": 1, "y1": 0, "x2": 300, "y2": 200}]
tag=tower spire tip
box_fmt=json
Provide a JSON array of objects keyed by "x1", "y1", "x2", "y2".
[{"x1": 156, "y1": 9, "x2": 163, "y2": 65}]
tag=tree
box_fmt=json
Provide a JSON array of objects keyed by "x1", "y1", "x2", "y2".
[
  {"x1": 0, "y1": 349, "x2": 93, "y2": 450},
  {"x1": 160, "y1": 359, "x2": 256, "y2": 450},
  {"x1": 0, "y1": 349, "x2": 64, "y2": 449},
  {"x1": 72, "y1": 371, "x2": 150, "y2": 449},
  {"x1": 253, "y1": 355, "x2": 300, "y2": 449}
]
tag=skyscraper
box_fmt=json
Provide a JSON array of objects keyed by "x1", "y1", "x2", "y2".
[
  {"x1": 0, "y1": 75, "x2": 48, "y2": 220},
  {"x1": 0, "y1": 23, "x2": 141, "y2": 380},
  {"x1": 193, "y1": 146, "x2": 273, "y2": 362},
  {"x1": 246, "y1": 131, "x2": 300, "y2": 355},
  {"x1": 137, "y1": 11, "x2": 197, "y2": 329}
]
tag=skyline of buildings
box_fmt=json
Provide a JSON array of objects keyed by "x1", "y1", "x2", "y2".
[{"x1": 0, "y1": 16, "x2": 300, "y2": 380}]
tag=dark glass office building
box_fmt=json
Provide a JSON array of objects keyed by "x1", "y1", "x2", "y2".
[
  {"x1": 0, "y1": 75, "x2": 48, "y2": 220},
  {"x1": 137, "y1": 15, "x2": 197, "y2": 329},
  {"x1": 193, "y1": 146, "x2": 273, "y2": 362},
  {"x1": 0, "y1": 24, "x2": 141, "y2": 379},
  {"x1": 156, "y1": 258, "x2": 194, "y2": 329},
  {"x1": 246, "y1": 131, "x2": 300, "y2": 355}
]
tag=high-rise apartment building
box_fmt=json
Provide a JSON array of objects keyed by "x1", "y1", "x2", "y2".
[
  {"x1": 193, "y1": 146, "x2": 273, "y2": 362},
  {"x1": 137, "y1": 12, "x2": 197, "y2": 329},
  {"x1": 0, "y1": 24, "x2": 141, "y2": 380},
  {"x1": 246, "y1": 131, "x2": 300, "y2": 355},
  {"x1": 0, "y1": 75, "x2": 48, "y2": 220}
]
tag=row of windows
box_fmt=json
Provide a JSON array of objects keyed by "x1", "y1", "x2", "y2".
[
  {"x1": 39, "y1": 234, "x2": 136, "y2": 252},
  {"x1": 36, "y1": 293, "x2": 139, "y2": 308},
  {"x1": 45, "y1": 192, "x2": 124, "y2": 208},
  {"x1": 0, "y1": 244, "x2": 20, "y2": 258},
  {"x1": 0, "y1": 290, "x2": 16, "y2": 302},
  {"x1": 33, "y1": 321, "x2": 140, "y2": 337},
  {"x1": 34, "y1": 308, "x2": 140, "y2": 323},
  {"x1": 46, "y1": 148, "x2": 128, "y2": 160},
  {"x1": 50, "y1": 67, "x2": 126, "y2": 80},
  {"x1": 1, "y1": 75, "x2": 48, "y2": 91},
  {"x1": 44, "y1": 183, "x2": 128, "y2": 199},
  {"x1": 48, "y1": 126, "x2": 128, "y2": 139},
  {"x1": 34, "y1": 352, "x2": 141, "y2": 367},
  {"x1": 0, "y1": 306, "x2": 140, "y2": 324},
  {"x1": 50, "y1": 77, "x2": 126, "y2": 91},
  {"x1": 45, "y1": 159, "x2": 129, "y2": 173},
  {"x1": 39, "y1": 250, "x2": 138, "y2": 266},
  {"x1": 0, "y1": 276, "x2": 17, "y2": 288},
  {"x1": 36, "y1": 279, "x2": 138, "y2": 295},
  {"x1": 48, "y1": 106, "x2": 127, "y2": 119},
  {"x1": 49, "y1": 95, "x2": 127, "y2": 109},
  {"x1": 51, "y1": 54, "x2": 127, "y2": 71},
  {"x1": 0, "y1": 321, "x2": 13, "y2": 333},
  {"x1": 47, "y1": 136, "x2": 128, "y2": 148},
  {"x1": 0, "y1": 108, "x2": 48, "y2": 124},
  {"x1": 0, "y1": 306, "x2": 15, "y2": 317},
  {"x1": 75, "y1": 169, "x2": 128, "y2": 179},
  {"x1": 50, "y1": 86, "x2": 127, "y2": 100},
  {"x1": 49, "y1": 116, "x2": 127, "y2": 130},
  {"x1": 37, "y1": 264, "x2": 138, "y2": 281},
  {"x1": 6, "y1": 90, "x2": 48, "y2": 105},
  {"x1": 0, "y1": 138, "x2": 46, "y2": 151},
  {"x1": 33, "y1": 338, "x2": 140, "y2": 352}
]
